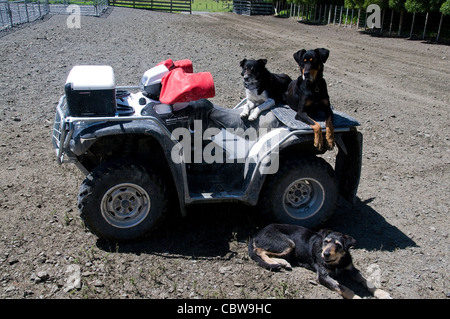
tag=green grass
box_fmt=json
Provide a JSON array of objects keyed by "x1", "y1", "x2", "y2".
[
  {"x1": 191, "y1": 0, "x2": 232, "y2": 12},
  {"x1": 49, "y1": 0, "x2": 234, "y2": 14}
]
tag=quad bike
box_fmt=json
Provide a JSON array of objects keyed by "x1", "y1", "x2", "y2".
[{"x1": 52, "y1": 60, "x2": 362, "y2": 242}]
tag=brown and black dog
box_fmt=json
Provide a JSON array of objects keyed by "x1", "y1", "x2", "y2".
[
  {"x1": 248, "y1": 224, "x2": 392, "y2": 299},
  {"x1": 286, "y1": 48, "x2": 334, "y2": 150}
]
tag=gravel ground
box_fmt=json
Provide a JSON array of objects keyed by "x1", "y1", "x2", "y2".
[{"x1": 0, "y1": 7, "x2": 448, "y2": 300}]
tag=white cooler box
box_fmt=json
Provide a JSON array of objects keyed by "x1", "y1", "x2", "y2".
[{"x1": 64, "y1": 65, "x2": 116, "y2": 117}]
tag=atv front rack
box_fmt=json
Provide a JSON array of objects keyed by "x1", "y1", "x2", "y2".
[{"x1": 52, "y1": 94, "x2": 173, "y2": 170}]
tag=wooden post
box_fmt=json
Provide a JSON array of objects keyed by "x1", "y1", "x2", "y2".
[
  {"x1": 328, "y1": 4, "x2": 332, "y2": 24},
  {"x1": 333, "y1": 5, "x2": 337, "y2": 25},
  {"x1": 350, "y1": 9, "x2": 354, "y2": 28},
  {"x1": 409, "y1": 12, "x2": 415, "y2": 38},
  {"x1": 345, "y1": 7, "x2": 348, "y2": 27},
  {"x1": 436, "y1": 12, "x2": 443, "y2": 42},
  {"x1": 389, "y1": 9, "x2": 393, "y2": 36},
  {"x1": 6, "y1": 1, "x2": 13, "y2": 27},
  {"x1": 356, "y1": 8, "x2": 361, "y2": 29},
  {"x1": 318, "y1": 4, "x2": 322, "y2": 24},
  {"x1": 398, "y1": 10, "x2": 404, "y2": 37},
  {"x1": 25, "y1": 0, "x2": 30, "y2": 22},
  {"x1": 422, "y1": 12, "x2": 428, "y2": 40}
]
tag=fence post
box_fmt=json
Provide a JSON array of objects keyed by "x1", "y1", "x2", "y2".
[
  {"x1": 356, "y1": 8, "x2": 361, "y2": 29},
  {"x1": 6, "y1": 1, "x2": 13, "y2": 27},
  {"x1": 313, "y1": 4, "x2": 317, "y2": 22},
  {"x1": 344, "y1": 7, "x2": 348, "y2": 27},
  {"x1": 409, "y1": 12, "x2": 415, "y2": 38},
  {"x1": 422, "y1": 12, "x2": 428, "y2": 40},
  {"x1": 350, "y1": 9, "x2": 354, "y2": 28},
  {"x1": 25, "y1": 0, "x2": 30, "y2": 22},
  {"x1": 364, "y1": 7, "x2": 368, "y2": 31},
  {"x1": 388, "y1": 9, "x2": 393, "y2": 35},
  {"x1": 436, "y1": 12, "x2": 443, "y2": 42},
  {"x1": 328, "y1": 5, "x2": 331, "y2": 24},
  {"x1": 318, "y1": 5, "x2": 322, "y2": 23},
  {"x1": 333, "y1": 5, "x2": 337, "y2": 25}
]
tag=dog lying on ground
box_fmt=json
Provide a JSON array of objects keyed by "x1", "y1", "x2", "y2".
[
  {"x1": 286, "y1": 48, "x2": 334, "y2": 150},
  {"x1": 240, "y1": 59, "x2": 291, "y2": 121},
  {"x1": 248, "y1": 224, "x2": 392, "y2": 299}
]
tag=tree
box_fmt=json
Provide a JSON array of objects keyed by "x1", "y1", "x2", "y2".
[
  {"x1": 405, "y1": 0, "x2": 444, "y2": 39},
  {"x1": 405, "y1": 0, "x2": 422, "y2": 38},
  {"x1": 437, "y1": 0, "x2": 450, "y2": 41},
  {"x1": 389, "y1": 0, "x2": 406, "y2": 36},
  {"x1": 442, "y1": 0, "x2": 450, "y2": 14}
]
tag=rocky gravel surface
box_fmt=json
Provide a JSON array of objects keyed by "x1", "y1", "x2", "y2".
[{"x1": 0, "y1": 7, "x2": 448, "y2": 300}]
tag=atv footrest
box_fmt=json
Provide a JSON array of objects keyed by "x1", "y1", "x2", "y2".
[
  {"x1": 188, "y1": 191, "x2": 244, "y2": 204},
  {"x1": 271, "y1": 105, "x2": 360, "y2": 130}
]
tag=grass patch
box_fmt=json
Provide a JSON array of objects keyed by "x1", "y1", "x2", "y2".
[{"x1": 191, "y1": 0, "x2": 232, "y2": 12}]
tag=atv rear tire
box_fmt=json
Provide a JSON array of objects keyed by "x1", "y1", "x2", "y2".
[
  {"x1": 260, "y1": 156, "x2": 338, "y2": 228},
  {"x1": 78, "y1": 160, "x2": 168, "y2": 242}
]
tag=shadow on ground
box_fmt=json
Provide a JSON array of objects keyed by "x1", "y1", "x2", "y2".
[{"x1": 96, "y1": 196, "x2": 416, "y2": 258}]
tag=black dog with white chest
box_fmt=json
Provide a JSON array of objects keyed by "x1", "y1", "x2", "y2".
[
  {"x1": 240, "y1": 59, "x2": 291, "y2": 121},
  {"x1": 249, "y1": 224, "x2": 392, "y2": 299},
  {"x1": 286, "y1": 48, "x2": 334, "y2": 150}
]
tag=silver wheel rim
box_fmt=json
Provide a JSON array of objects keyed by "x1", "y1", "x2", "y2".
[
  {"x1": 282, "y1": 178, "x2": 325, "y2": 220},
  {"x1": 101, "y1": 183, "x2": 151, "y2": 229}
]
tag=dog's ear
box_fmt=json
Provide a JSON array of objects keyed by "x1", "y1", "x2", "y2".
[
  {"x1": 257, "y1": 59, "x2": 267, "y2": 66},
  {"x1": 318, "y1": 229, "x2": 332, "y2": 238},
  {"x1": 240, "y1": 59, "x2": 247, "y2": 68},
  {"x1": 343, "y1": 235, "x2": 356, "y2": 250},
  {"x1": 293, "y1": 49, "x2": 306, "y2": 64},
  {"x1": 316, "y1": 48, "x2": 330, "y2": 64}
]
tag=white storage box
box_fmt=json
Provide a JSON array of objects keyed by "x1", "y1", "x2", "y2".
[{"x1": 65, "y1": 65, "x2": 116, "y2": 117}]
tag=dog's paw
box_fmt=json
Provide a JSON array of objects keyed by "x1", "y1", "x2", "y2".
[
  {"x1": 283, "y1": 263, "x2": 292, "y2": 271},
  {"x1": 374, "y1": 289, "x2": 392, "y2": 299},
  {"x1": 314, "y1": 132, "x2": 324, "y2": 150},
  {"x1": 314, "y1": 139, "x2": 323, "y2": 151},
  {"x1": 240, "y1": 110, "x2": 249, "y2": 118},
  {"x1": 326, "y1": 140, "x2": 335, "y2": 150},
  {"x1": 248, "y1": 111, "x2": 259, "y2": 121},
  {"x1": 268, "y1": 264, "x2": 282, "y2": 272},
  {"x1": 326, "y1": 133, "x2": 335, "y2": 150}
]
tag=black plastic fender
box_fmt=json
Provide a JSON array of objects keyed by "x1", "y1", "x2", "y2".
[{"x1": 71, "y1": 119, "x2": 188, "y2": 216}]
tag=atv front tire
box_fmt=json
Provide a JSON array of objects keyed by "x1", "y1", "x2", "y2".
[
  {"x1": 260, "y1": 156, "x2": 338, "y2": 228},
  {"x1": 78, "y1": 160, "x2": 168, "y2": 242}
]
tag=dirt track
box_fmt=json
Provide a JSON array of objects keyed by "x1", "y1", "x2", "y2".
[{"x1": 0, "y1": 7, "x2": 449, "y2": 300}]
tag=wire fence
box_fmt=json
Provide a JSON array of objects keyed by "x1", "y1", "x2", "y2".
[
  {"x1": 275, "y1": 1, "x2": 448, "y2": 43},
  {"x1": 48, "y1": 0, "x2": 108, "y2": 16},
  {"x1": 0, "y1": 0, "x2": 108, "y2": 30},
  {"x1": 1, "y1": 0, "x2": 47, "y2": 29}
]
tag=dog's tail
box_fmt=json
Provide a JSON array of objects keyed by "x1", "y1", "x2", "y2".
[{"x1": 248, "y1": 237, "x2": 282, "y2": 271}]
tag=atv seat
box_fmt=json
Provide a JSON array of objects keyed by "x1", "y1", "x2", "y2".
[{"x1": 178, "y1": 99, "x2": 280, "y2": 140}]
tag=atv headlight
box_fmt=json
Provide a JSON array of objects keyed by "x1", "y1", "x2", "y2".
[
  {"x1": 139, "y1": 64, "x2": 170, "y2": 100},
  {"x1": 140, "y1": 74, "x2": 149, "y2": 92}
]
